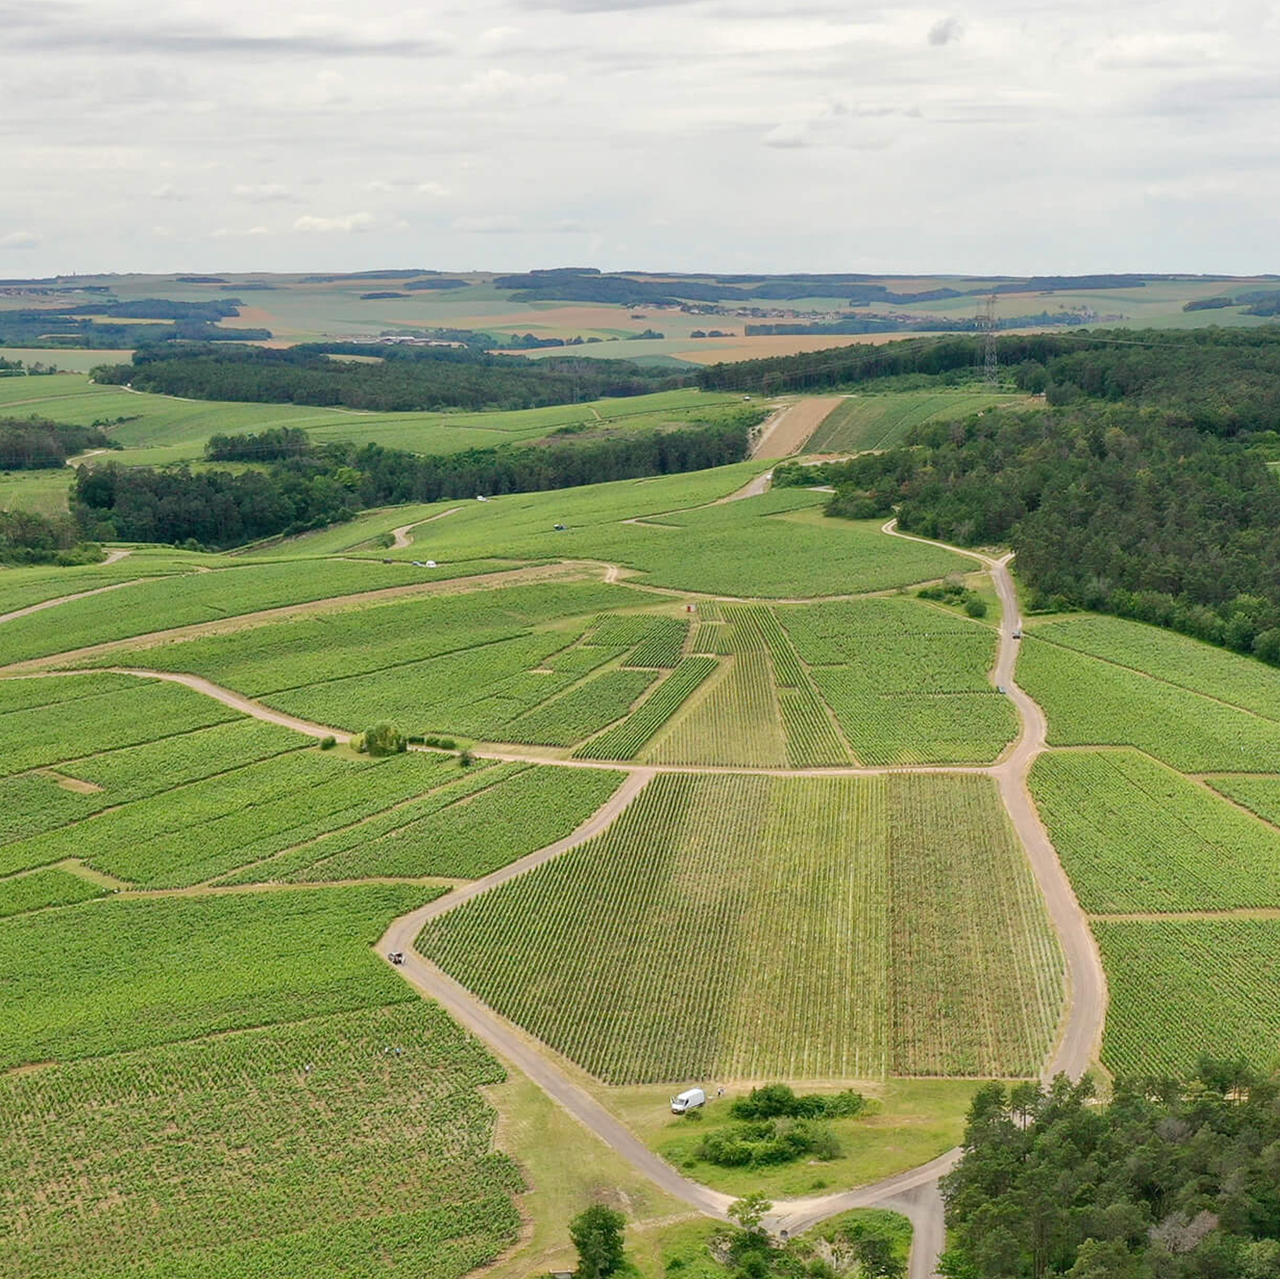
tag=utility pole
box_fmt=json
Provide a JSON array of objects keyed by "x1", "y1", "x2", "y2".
[{"x1": 981, "y1": 292, "x2": 999, "y2": 385}]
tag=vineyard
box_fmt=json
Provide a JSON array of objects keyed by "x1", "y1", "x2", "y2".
[
  {"x1": 0, "y1": 865, "x2": 107, "y2": 917},
  {"x1": 1030, "y1": 750, "x2": 1280, "y2": 913},
  {"x1": 1206, "y1": 775, "x2": 1280, "y2": 828},
  {"x1": 1018, "y1": 635, "x2": 1280, "y2": 771},
  {"x1": 0, "y1": 885, "x2": 429, "y2": 1069},
  {"x1": 1093, "y1": 919, "x2": 1280, "y2": 1076},
  {"x1": 418, "y1": 772, "x2": 1061, "y2": 1083},
  {"x1": 806, "y1": 389, "x2": 1036, "y2": 454},
  {"x1": 0, "y1": 1004, "x2": 522, "y2": 1279},
  {"x1": 574, "y1": 657, "x2": 719, "y2": 759}
]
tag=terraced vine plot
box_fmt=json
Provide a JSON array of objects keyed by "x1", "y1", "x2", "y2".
[
  {"x1": 644, "y1": 650, "x2": 788, "y2": 767},
  {"x1": 1206, "y1": 775, "x2": 1280, "y2": 827},
  {"x1": 1094, "y1": 919, "x2": 1280, "y2": 1076},
  {"x1": 0, "y1": 865, "x2": 107, "y2": 918},
  {"x1": 1019, "y1": 637, "x2": 1280, "y2": 771},
  {"x1": 73, "y1": 579, "x2": 629, "y2": 697},
  {"x1": 419, "y1": 773, "x2": 1061, "y2": 1083},
  {"x1": 0, "y1": 1005, "x2": 521, "y2": 1279},
  {"x1": 1030, "y1": 750, "x2": 1280, "y2": 913},
  {"x1": 500, "y1": 668, "x2": 656, "y2": 745},
  {"x1": 1029, "y1": 615, "x2": 1280, "y2": 723},
  {"x1": 258, "y1": 765, "x2": 625, "y2": 884},
  {"x1": 0, "y1": 719, "x2": 304, "y2": 849},
  {"x1": 807, "y1": 390, "x2": 1035, "y2": 453},
  {"x1": 574, "y1": 657, "x2": 718, "y2": 759},
  {"x1": 0, "y1": 885, "x2": 429, "y2": 1070},
  {"x1": 0, "y1": 675, "x2": 240, "y2": 786}
]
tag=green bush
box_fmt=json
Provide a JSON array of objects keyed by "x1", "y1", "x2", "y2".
[
  {"x1": 319, "y1": 735, "x2": 337, "y2": 751},
  {"x1": 964, "y1": 596, "x2": 988, "y2": 618},
  {"x1": 354, "y1": 722, "x2": 406, "y2": 757},
  {"x1": 730, "y1": 1083, "x2": 865, "y2": 1120},
  {"x1": 696, "y1": 1117, "x2": 843, "y2": 1168}
]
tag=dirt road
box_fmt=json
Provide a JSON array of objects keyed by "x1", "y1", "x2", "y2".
[{"x1": 390, "y1": 507, "x2": 461, "y2": 549}]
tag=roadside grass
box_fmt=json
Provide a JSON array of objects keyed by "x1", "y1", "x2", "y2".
[{"x1": 596, "y1": 1078, "x2": 983, "y2": 1199}]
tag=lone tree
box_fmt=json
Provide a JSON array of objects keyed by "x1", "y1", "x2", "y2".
[
  {"x1": 569, "y1": 1204, "x2": 626, "y2": 1279},
  {"x1": 352, "y1": 721, "x2": 407, "y2": 757}
]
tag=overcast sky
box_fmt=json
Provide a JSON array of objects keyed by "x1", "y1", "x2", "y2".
[{"x1": 2, "y1": 0, "x2": 1278, "y2": 277}]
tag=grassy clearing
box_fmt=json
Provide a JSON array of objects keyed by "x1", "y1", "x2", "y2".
[
  {"x1": 0, "y1": 467, "x2": 74, "y2": 516},
  {"x1": 0, "y1": 1004, "x2": 522, "y2": 1279},
  {"x1": 1031, "y1": 750, "x2": 1280, "y2": 912},
  {"x1": 1019, "y1": 635, "x2": 1280, "y2": 771},
  {"x1": 809, "y1": 389, "x2": 1039, "y2": 453},
  {"x1": 601, "y1": 1077, "x2": 983, "y2": 1199},
  {"x1": 1094, "y1": 918, "x2": 1280, "y2": 1076},
  {"x1": 420, "y1": 773, "x2": 1060, "y2": 1083},
  {"x1": 0, "y1": 884, "x2": 429, "y2": 1069}
]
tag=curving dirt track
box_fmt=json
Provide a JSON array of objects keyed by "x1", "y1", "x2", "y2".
[{"x1": 390, "y1": 507, "x2": 461, "y2": 548}]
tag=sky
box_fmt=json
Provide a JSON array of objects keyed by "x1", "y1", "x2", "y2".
[{"x1": 2, "y1": 0, "x2": 1278, "y2": 277}]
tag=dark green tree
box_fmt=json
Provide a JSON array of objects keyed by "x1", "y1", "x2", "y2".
[{"x1": 569, "y1": 1204, "x2": 626, "y2": 1279}]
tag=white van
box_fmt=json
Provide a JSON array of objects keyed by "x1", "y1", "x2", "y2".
[{"x1": 671, "y1": 1087, "x2": 706, "y2": 1114}]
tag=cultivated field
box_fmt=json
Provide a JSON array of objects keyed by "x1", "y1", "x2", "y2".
[
  {"x1": 807, "y1": 389, "x2": 1041, "y2": 453},
  {"x1": 419, "y1": 772, "x2": 1062, "y2": 1083}
]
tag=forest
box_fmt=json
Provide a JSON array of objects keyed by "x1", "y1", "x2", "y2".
[
  {"x1": 91, "y1": 343, "x2": 683, "y2": 413},
  {"x1": 72, "y1": 418, "x2": 750, "y2": 548},
  {"x1": 0, "y1": 417, "x2": 117, "y2": 469},
  {"x1": 940, "y1": 1063, "x2": 1280, "y2": 1278}
]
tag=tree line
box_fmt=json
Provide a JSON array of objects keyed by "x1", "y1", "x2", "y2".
[
  {"x1": 0, "y1": 416, "x2": 118, "y2": 469},
  {"x1": 940, "y1": 1061, "x2": 1280, "y2": 1278},
  {"x1": 73, "y1": 418, "x2": 750, "y2": 549},
  {"x1": 91, "y1": 343, "x2": 685, "y2": 413}
]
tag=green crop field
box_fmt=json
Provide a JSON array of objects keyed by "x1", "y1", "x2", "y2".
[
  {"x1": 0, "y1": 1005, "x2": 521, "y2": 1279},
  {"x1": 1019, "y1": 634, "x2": 1280, "y2": 771},
  {"x1": 1030, "y1": 750, "x2": 1280, "y2": 913},
  {"x1": 0, "y1": 884, "x2": 428, "y2": 1068},
  {"x1": 1029, "y1": 615, "x2": 1280, "y2": 724},
  {"x1": 0, "y1": 865, "x2": 108, "y2": 917},
  {"x1": 1206, "y1": 774, "x2": 1280, "y2": 827},
  {"x1": 1094, "y1": 919, "x2": 1280, "y2": 1076},
  {"x1": 0, "y1": 549, "x2": 222, "y2": 617},
  {"x1": 807, "y1": 390, "x2": 1040, "y2": 453},
  {"x1": 420, "y1": 772, "x2": 1061, "y2": 1083}
]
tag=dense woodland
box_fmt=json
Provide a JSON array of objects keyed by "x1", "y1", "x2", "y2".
[
  {"x1": 72, "y1": 419, "x2": 750, "y2": 548},
  {"x1": 0, "y1": 417, "x2": 117, "y2": 469},
  {"x1": 940, "y1": 1064, "x2": 1280, "y2": 1278},
  {"x1": 92, "y1": 344, "x2": 682, "y2": 412}
]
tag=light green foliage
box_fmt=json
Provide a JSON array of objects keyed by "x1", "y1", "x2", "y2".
[
  {"x1": 0, "y1": 1005, "x2": 522, "y2": 1279},
  {"x1": 274, "y1": 765, "x2": 625, "y2": 882},
  {"x1": 1207, "y1": 774, "x2": 1280, "y2": 827},
  {"x1": 0, "y1": 676, "x2": 238, "y2": 784},
  {"x1": 644, "y1": 651, "x2": 788, "y2": 767},
  {"x1": 3, "y1": 558, "x2": 527, "y2": 663},
  {"x1": 574, "y1": 657, "x2": 718, "y2": 759},
  {"x1": 809, "y1": 390, "x2": 1036, "y2": 453},
  {"x1": 420, "y1": 773, "x2": 1061, "y2": 1082},
  {"x1": 0, "y1": 550, "x2": 223, "y2": 616},
  {"x1": 1094, "y1": 919, "x2": 1280, "y2": 1075},
  {"x1": 779, "y1": 687, "x2": 851, "y2": 767},
  {"x1": 0, "y1": 719, "x2": 303, "y2": 849},
  {"x1": 1030, "y1": 615, "x2": 1280, "y2": 722},
  {"x1": 0, "y1": 866, "x2": 107, "y2": 917},
  {"x1": 624, "y1": 617, "x2": 689, "y2": 668},
  {"x1": 779, "y1": 598, "x2": 1013, "y2": 764},
  {"x1": 1031, "y1": 750, "x2": 1280, "y2": 913},
  {"x1": 1019, "y1": 635, "x2": 1280, "y2": 771},
  {"x1": 502, "y1": 669, "x2": 656, "y2": 745},
  {"x1": 41, "y1": 751, "x2": 458, "y2": 888},
  {"x1": 92, "y1": 579, "x2": 626, "y2": 696},
  {"x1": 0, "y1": 884, "x2": 430, "y2": 1069}
]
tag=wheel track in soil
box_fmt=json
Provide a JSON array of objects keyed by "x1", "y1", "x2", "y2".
[{"x1": 1, "y1": 520, "x2": 1106, "y2": 1278}]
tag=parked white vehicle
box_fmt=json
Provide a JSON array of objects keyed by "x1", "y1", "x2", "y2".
[{"x1": 670, "y1": 1087, "x2": 706, "y2": 1114}]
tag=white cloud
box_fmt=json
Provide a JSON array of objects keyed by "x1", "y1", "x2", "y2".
[
  {"x1": 762, "y1": 122, "x2": 810, "y2": 149},
  {"x1": 478, "y1": 26, "x2": 523, "y2": 52},
  {"x1": 0, "y1": 230, "x2": 39, "y2": 250},
  {"x1": 150, "y1": 182, "x2": 187, "y2": 200},
  {"x1": 458, "y1": 68, "x2": 566, "y2": 104},
  {"x1": 416, "y1": 181, "x2": 451, "y2": 197},
  {"x1": 232, "y1": 183, "x2": 294, "y2": 202},
  {"x1": 452, "y1": 214, "x2": 521, "y2": 233},
  {"x1": 293, "y1": 212, "x2": 376, "y2": 234},
  {"x1": 212, "y1": 225, "x2": 270, "y2": 237}
]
